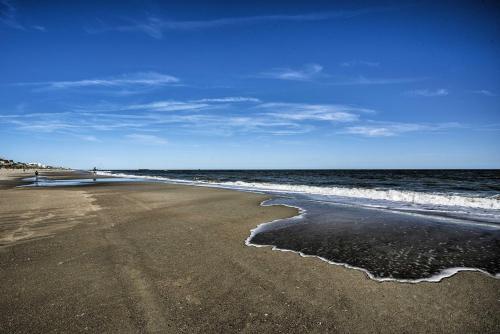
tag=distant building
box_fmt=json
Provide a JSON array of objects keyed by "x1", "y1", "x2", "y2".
[
  {"x1": 28, "y1": 162, "x2": 46, "y2": 168},
  {"x1": 0, "y1": 158, "x2": 14, "y2": 168},
  {"x1": 0, "y1": 157, "x2": 54, "y2": 169}
]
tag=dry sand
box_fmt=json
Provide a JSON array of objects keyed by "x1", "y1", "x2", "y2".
[{"x1": 0, "y1": 170, "x2": 499, "y2": 333}]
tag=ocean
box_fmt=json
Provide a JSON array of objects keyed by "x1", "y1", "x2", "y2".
[{"x1": 99, "y1": 169, "x2": 500, "y2": 282}]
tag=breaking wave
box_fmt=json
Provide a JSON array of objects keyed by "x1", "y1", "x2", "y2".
[{"x1": 97, "y1": 171, "x2": 500, "y2": 211}]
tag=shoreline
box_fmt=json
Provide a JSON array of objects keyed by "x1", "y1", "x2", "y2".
[
  {"x1": 13, "y1": 170, "x2": 500, "y2": 283},
  {"x1": 96, "y1": 170, "x2": 500, "y2": 211},
  {"x1": 1, "y1": 170, "x2": 499, "y2": 333},
  {"x1": 36, "y1": 169, "x2": 499, "y2": 284}
]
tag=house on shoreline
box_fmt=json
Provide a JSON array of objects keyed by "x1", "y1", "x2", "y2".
[{"x1": 0, "y1": 157, "x2": 55, "y2": 170}]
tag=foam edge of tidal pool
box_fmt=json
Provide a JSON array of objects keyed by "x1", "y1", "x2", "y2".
[{"x1": 246, "y1": 199, "x2": 500, "y2": 284}]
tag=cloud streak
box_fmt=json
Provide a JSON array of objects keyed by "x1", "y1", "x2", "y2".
[
  {"x1": 86, "y1": 96, "x2": 260, "y2": 114},
  {"x1": 405, "y1": 88, "x2": 449, "y2": 97},
  {"x1": 470, "y1": 89, "x2": 496, "y2": 97},
  {"x1": 126, "y1": 133, "x2": 168, "y2": 145},
  {"x1": 1, "y1": 97, "x2": 363, "y2": 138},
  {"x1": 332, "y1": 76, "x2": 423, "y2": 86},
  {"x1": 16, "y1": 72, "x2": 180, "y2": 90},
  {"x1": 0, "y1": 0, "x2": 46, "y2": 31},
  {"x1": 125, "y1": 101, "x2": 211, "y2": 112},
  {"x1": 344, "y1": 122, "x2": 460, "y2": 137},
  {"x1": 78, "y1": 135, "x2": 100, "y2": 142},
  {"x1": 193, "y1": 97, "x2": 261, "y2": 103},
  {"x1": 87, "y1": 7, "x2": 392, "y2": 39},
  {"x1": 340, "y1": 60, "x2": 380, "y2": 67},
  {"x1": 254, "y1": 65, "x2": 422, "y2": 86},
  {"x1": 0, "y1": 0, "x2": 23, "y2": 29},
  {"x1": 1, "y1": 96, "x2": 461, "y2": 140},
  {"x1": 257, "y1": 102, "x2": 373, "y2": 122},
  {"x1": 256, "y1": 64, "x2": 324, "y2": 81}
]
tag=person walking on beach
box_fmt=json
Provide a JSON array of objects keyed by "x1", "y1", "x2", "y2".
[{"x1": 35, "y1": 170, "x2": 39, "y2": 183}]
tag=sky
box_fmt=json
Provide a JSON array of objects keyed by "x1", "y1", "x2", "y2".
[{"x1": 1, "y1": 0, "x2": 499, "y2": 169}]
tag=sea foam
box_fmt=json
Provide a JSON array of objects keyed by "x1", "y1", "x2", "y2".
[
  {"x1": 97, "y1": 171, "x2": 500, "y2": 211},
  {"x1": 208, "y1": 180, "x2": 500, "y2": 210}
]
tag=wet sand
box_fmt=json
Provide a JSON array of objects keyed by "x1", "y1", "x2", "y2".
[{"x1": 0, "y1": 170, "x2": 499, "y2": 333}]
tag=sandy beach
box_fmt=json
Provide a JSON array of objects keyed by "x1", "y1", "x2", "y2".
[{"x1": 0, "y1": 170, "x2": 499, "y2": 333}]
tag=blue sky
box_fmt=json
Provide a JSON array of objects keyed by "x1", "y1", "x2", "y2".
[{"x1": 1, "y1": 0, "x2": 499, "y2": 169}]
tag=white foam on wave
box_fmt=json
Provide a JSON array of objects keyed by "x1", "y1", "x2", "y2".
[
  {"x1": 98, "y1": 171, "x2": 500, "y2": 211},
  {"x1": 247, "y1": 199, "x2": 500, "y2": 283},
  {"x1": 97, "y1": 171, "x2": 193, "y2": 184},
  {"x1": 212, "y1": 181, "x2": 500, "y2": 211}
]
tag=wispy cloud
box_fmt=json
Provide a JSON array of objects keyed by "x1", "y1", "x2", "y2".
[
  {"x1": 154, "y1": 113, "x2": 315, "y2": 137},
  {"x1": 32, "y1": 25, "x2": 46, "y2": 32},
  {"x1": 470, "y1": 89, "x2": 496, "y2": 97},
  {"x1": 78, "y1": 135, "x2": 99, "y2": 142},
  {"x1": 17, "y1": 72, "x2": 180, "y2": 90},
  {"x1": 332, "y1": 76, "x2": 423, "y2": 86},
  {"x1": 0, "y1": 0, "x2": 46, "y2": 31},
  {"x1": 3, "y1": 96, "x2": 461, "y2": 140},
  {"x1": 2, "y1": 97, "x2": 366, "y2": 137},
  {"x1": 405, "y1": 88, "x2": 449, "y2": 97},
  {"x1": 257, "y1": 102, "x2": 373, "y2": 122},
  {"x1": 255, "y1": 65, "x2": 421, "y2": 86},
  {"x1": 11, "y1": 120, "x2": 78, "y2": 132},
  {"x1": 256, "y1": 63, "x2": 324, "y2": 81},
  {"x1": 126, "y1": 133, "x2": 168, "y2": 145},
  {"x1": 0, "y1": 0, "x2": 23, "y2": 29},
  {"x1": 343, "y1": 122, "x2": 460, "y2": 137},
  {"x1": 87, "y1": 8, "x2": 391, "y2": 39},
  {"x1": 77, "y1": 97, "x2": 260, "y2": 113},
  {"x1": 340, "y1": 60, "x2": 380, "y2": 67},
  {"x1": 193, "y1": 97, "x2": 261, "y2": 103},
  {"x1": 124, "y1": 101, "x2": 210, "y2": 112}
]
